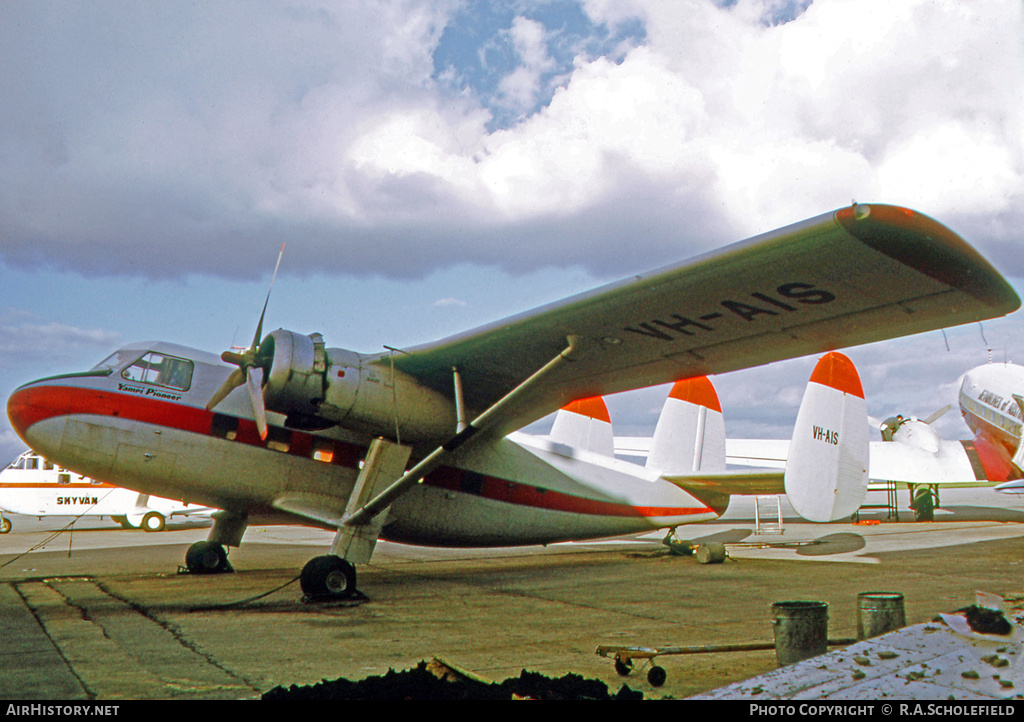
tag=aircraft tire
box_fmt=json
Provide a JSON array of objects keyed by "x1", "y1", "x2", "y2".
[
  {"x1": 0, "y1": 518, "x2": 10, "y2": 534},
  {"x1": 141, "y1": 512, "x2": 166, "y2": 533},
  {"x1": 647, "y1": 666, "x2": 667, "y2": 687},
  {"x1": 300, "y1": 555, "x2": 357, "y2": 599},
  {"x1": 185, "y1": 541, "x2": 232, "y2": 574},
  {"x1": 614, "y1": 658, "x2": 632, "y2": 676},
  {"x1": 912, "y1": 488, "x2": 934, "y2": 522}
]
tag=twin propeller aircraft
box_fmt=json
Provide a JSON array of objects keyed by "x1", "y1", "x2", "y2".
[{"x1": 6, "y1": 204, "x2": 1020, "y2": 600}]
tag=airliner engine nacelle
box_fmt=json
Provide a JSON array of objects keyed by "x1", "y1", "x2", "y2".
[
  {"x1": 260, "y1": 329, "x2": 457, "y2": 443},
  {"x1": 891, "y1": 419, "x2": 941, "y2": 453}
]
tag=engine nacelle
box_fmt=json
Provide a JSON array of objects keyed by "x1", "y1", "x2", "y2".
[
  {"x1": 262, "y1": 329, "x2": 328, "y2": 419},
  {"x1": 261, "y1": 329, "x2": 457, "y2": 442}
]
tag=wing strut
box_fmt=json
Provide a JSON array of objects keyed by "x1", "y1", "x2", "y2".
[{"x1": 342, "y1": 335, "x2": 580, "y2": 527}]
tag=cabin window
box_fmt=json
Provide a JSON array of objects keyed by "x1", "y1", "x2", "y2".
[
  {"x1": 312, "y1": 439, "x2": 335, "y2": 463},
  {"x1": 121, "y1": 352, "x2": 194, "y2": 391},
  {"x1": 211, "y1": 414, "x2": 239, "y2": 440},
  {"x1": 58, "y1": 473, "x2": 70, "y2": 485},
  {"x1": 266, "y1": 427, "x2": 292, "y2": 453}
]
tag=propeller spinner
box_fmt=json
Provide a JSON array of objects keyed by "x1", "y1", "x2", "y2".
[{"x1": 206, "y1": 243, "x2": 285, "y2": 440}]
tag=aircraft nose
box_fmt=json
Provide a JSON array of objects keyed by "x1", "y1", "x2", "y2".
[{"x1": 7, "y1": 381, "x2": 68, "y2": 449}]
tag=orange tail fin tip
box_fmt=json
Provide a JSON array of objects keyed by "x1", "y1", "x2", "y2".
[
  {"x1": 809, "y1": 351, "x2": 864, "y2": 399},
  {"x1": 560, "y1": 396, "x2": 611, "y2": 423},
  {"x1": 668, "y1": 376, "x2": 722, "y2": 413}
]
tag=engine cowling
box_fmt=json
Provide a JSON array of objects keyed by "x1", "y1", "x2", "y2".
[
  {"x1": 260, "y1": 329, "x2": 457, "y2": 442},
  {"x1": 261, "y1": 329, "x2": 328, "y2": 420}
]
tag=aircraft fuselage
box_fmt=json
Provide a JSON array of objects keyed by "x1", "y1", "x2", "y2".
[
  {"x1": 957, "y1": 362, "x2": 1024, "y2": 479},
  {"x1": 7, "y1": 341, "x2": 716, "y2": 549}
]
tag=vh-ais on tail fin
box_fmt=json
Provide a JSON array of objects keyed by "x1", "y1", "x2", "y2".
[
  {"x1": 784, "y1": 351, "x2": 869, "y2": 522},
  {"x1": 661, "y1": 351, "x2": 869, "y2": 523}
]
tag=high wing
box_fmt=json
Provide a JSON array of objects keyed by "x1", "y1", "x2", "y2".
[{"x1": 389, "y1": 204, "x2": 1019, "y2": 439}]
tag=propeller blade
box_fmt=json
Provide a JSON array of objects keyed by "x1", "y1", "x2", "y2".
[
  {"x1": 247, "y1": 366, "x2": 268, "y2": 440},
  {"x1": 252, "y1": 242, "x2": 285, "y2": 349},
  {"x1": 206, "y1": 368, "x2": 245, "y2": 411},
  {"x1": 922, "y1": 404, "x2": 951, "y2": 425}
]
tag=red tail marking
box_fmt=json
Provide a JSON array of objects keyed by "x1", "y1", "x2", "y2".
[
  {"x1": 561, "y1": 396, "x2": 611, "y2": 423},
  {"x1": 809, "y1": 351, "x2": 864, "y2": 399},
  {"x1": 668, "y1": 376, "x2": 722, "y2": 413}
]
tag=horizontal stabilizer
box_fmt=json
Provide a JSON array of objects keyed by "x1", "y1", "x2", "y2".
[
  {"x1": 996, "y1": 479, "x2": 1024, "y2": 494},
  {"x1": 547, "y1": 396, "x2": 614, "y2": 456},
  {"x1": 785, "y1": 352, "x2": 869, "y2": 522},
  {"x1": 664, "y1": 470, "x2": 784, "y2": 496}
]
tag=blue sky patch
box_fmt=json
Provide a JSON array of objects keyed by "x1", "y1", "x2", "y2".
[{"x1": 433, "y1": 0, "x2": 645, "y2": 129}]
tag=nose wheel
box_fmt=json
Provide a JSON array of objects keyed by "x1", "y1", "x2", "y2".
[
  {"x1": 300, "y1": 555, "x2": 359, "y2": 601},
  {"x1": 184, "y1": 541, "x2": 233, "y2": 574}
]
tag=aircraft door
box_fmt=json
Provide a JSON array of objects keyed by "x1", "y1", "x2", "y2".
[{"x1": 111, "y1": 443, "x2": 179, "y2": 496}]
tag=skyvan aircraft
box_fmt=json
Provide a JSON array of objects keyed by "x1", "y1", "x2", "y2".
[
  {"x1": 0, "y1": 449, "x2": 214, "y2": 534},
  {"x1": 6, "y1": 204, "x2": 1020, "y2": 600}
]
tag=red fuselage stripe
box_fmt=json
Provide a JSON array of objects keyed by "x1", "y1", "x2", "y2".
[{"x1": 9, "y1": 385, "x2": 711, "y2": 519}]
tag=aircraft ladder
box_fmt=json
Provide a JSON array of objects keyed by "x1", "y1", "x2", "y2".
[{"x1": 753, "y1": 495, "x2": 783, "y2": 535}]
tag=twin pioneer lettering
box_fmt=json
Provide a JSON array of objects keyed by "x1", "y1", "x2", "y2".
[
  {"x1": 624, "y1": 282, "x2": 836, "y2": 341},
  {"x1": 117, "y1": 382, "x2": 181, "y2": 401}
]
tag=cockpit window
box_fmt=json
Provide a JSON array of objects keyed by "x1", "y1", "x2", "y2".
[
  {"x1": 121, "y1": 352, "x2": 194, "y2": 391},
  {"x1": 92, "y1": 349, "x2": 144, "y2": 373}
]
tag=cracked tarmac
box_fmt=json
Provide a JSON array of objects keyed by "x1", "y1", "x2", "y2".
[{"x1": 3, "y1": 487, "x2": 1024, "y2": 701}]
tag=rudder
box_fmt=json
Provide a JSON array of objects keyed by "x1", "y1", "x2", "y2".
[
  {"x1": 785, "y1": 352, "x2": 869, "y2": 522},
  {"x1": 647, "y1": 377, "x2": 726, "y2": 474},
  {"x1": 548, "y1": 396, "x2": 614, "y2": 456}
]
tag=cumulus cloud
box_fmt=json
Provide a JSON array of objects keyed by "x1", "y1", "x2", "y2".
[
  {"x1": 0, "y1": 0, "x2": 1021, "y2": 283},
  {"x1": 0, "y1": 318, "x2": 122, "y2": 367}
]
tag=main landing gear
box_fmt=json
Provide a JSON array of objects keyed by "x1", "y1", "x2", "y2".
[{"x1": 299, "y1": 555, "x2": 360, "y2": 601}]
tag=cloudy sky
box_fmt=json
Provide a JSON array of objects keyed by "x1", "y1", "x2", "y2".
[{"x1": 2, "y1": 0, "x2": 1023, "y2": 464}]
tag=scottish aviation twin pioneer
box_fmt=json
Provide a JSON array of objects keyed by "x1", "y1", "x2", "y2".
[{"x1": 6, "y1": 204, "x2": 1020, "y2": 599}]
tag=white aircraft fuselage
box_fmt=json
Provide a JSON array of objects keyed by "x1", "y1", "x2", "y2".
[
  {"x1": 7, "y1": 340, "x2": 716, "y2": 549},
  {"x1": 957, "y1": 362, "x2": 1024, "y2": 479},
  {"x1": 0, "y1": 449, "x2": 211, "y2": 532},
  {"x1": 6, "y1": 204, "x2": 1019, "y2": 597}
]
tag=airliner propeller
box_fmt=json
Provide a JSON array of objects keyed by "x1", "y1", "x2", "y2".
[
  {"x1": 206, "y1": 243, "x2": 285, "y2": 440},
  {"x1": 869, "y1": 403, "x2": 951, "y2": 432},
  {"x1": 869, "y1": 404, "x2": 951, "y2": 451},
  {"x1": 920, "y1": 404, "x2": 952, "y2": 425}
]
